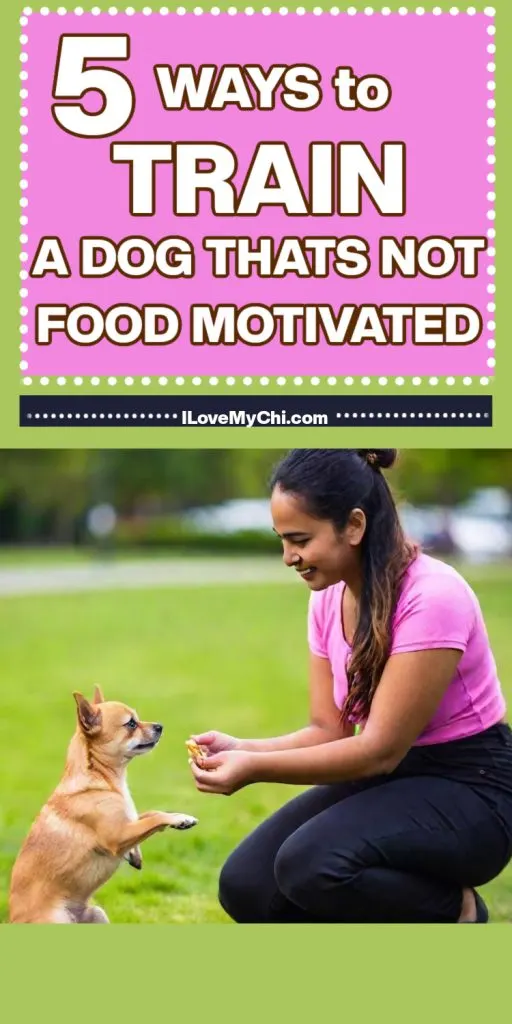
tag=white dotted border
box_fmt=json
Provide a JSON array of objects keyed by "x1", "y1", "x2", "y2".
[
  {"x1": 20, "y1": 374, "x2": 492, "y2": 388},
  {"x1": 333, "y1": 409, "x2": 490, "y2": 421},
  {"x1": 19, "y1": 13, "x2": 30, "y2": 375},
  {"x1": 17, "y1": 6, "x2": 499, "y2": 14},
  {"x1": 19, "y1": 6, "x2": 496, "y2": 387},
  {"x1": 485, "y1": 9, "x2": 496, "y2": 373}
]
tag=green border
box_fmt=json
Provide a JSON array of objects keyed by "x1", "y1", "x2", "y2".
[
  {"x1": 0, "y1": 923, "x2": 509, "y2": 1018},
  {"x1": 0, "y1": 2, "x2": 507, "y2": 446},
  {"x1": 2, "y1": 3, "x2": 512, "y2": 996}
]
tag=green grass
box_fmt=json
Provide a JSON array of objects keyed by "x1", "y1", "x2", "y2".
[
  {"x1": 0, "y1": 545, "x2": 92, "y2": 565},
  {"x1": 0, "y1": 544, "x2": 278, "y2": 566},
  {"x1": 1, "y1": 564, "x2": 512, "y2": 924},
  {"x1": 0, "y1": 545, "x2": 197, "y2": 566}
]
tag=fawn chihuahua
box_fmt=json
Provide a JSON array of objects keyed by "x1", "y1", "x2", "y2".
[{"x1": 9, "y1": 687, "x2": 197, "y2": 924}]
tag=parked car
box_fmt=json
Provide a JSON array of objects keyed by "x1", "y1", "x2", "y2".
[
  {"x1": 400, "y1": 489, "x2": 512, "y2": 563},
  {"x1": 450, "y1": 488, "x2": 512, "y2": 563},
  {"x1": 182, "y1": 498, "x2": 273, "y2": 535},
  {"x1": 455, "y1": 487, "x2": 512, "y2": 521}
]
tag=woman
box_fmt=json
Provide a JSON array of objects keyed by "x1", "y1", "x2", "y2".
[{"x1": 189, "y1": 449, "x2": 512, "y2": 923}]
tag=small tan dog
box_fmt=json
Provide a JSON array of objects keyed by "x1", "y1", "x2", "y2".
[{"x1": 9, "y1": 687, "x2": 197, "y2": 924}]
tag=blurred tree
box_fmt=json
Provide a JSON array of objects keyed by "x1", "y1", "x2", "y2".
[
  {"x1": 226, "y1": 450, "x2": 285, "y2": 498},
  {"x1": 0, "y1": 451, "x2": 94, "y2": 542},
  {"x1": 103, "y1": 450, "x2": 241, "y2": 513},
  {"x1": 390, "y1": 450, "x2": 512, "y2": 506}
]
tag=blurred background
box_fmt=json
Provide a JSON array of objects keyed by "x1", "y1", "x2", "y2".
[
  {"x1": 1, "y1": 448, "x2": 512, "y2": 561},
  {"x1": 1, "y1": 448, "x2": 512, "y2": 924}
]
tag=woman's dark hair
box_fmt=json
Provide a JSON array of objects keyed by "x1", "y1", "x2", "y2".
[{"x1": 270, "y1": 449, "x2": 417, "y2": 722}]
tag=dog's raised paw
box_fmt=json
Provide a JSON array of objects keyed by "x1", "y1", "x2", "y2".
[{"x1": 170, "y1": 814, "x2": 198, "y2": 830}]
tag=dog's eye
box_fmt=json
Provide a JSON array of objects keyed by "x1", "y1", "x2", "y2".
[{"x1": 126, "y1": 718, "x2": 138, "y2": 730}]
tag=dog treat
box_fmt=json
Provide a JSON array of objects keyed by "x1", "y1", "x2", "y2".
[
  {"x1": 186, "y1": 739, "x2": 213, "y2": 767},
  {"x1": 186, "y1": 739, "x2": 208, "y2": 760}
]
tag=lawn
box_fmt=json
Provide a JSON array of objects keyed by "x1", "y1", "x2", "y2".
[{"x1": 1, "y1": 562, "x2": 511, "y2": 924}]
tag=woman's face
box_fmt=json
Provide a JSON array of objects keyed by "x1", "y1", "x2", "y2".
[{"x1": 270, "y1": 485, "x2": 364, "y2": 591}]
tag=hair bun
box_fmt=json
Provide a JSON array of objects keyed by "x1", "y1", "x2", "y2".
[{"x1": 357, "y1": 449, "x2": 397, "y2": 470}]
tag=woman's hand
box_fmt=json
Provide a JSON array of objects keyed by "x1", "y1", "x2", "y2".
[
  {"x1": 189, "y1": 750, "x2": 257, "y2": 796},
  {"x1": 189, "y1": 730, "x2": 241, "y2": 755}
]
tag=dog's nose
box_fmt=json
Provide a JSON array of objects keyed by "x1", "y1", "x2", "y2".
[{"x1": 153, "y1": 723, "x2": 163, "y2": 736}]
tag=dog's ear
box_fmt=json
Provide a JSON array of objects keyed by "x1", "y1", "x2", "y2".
[
  {"x1": 73, "y1": 692, "x2": 102, "y2": 735},
  {"x1": 93, "y1": 686, "x2": 105, "y2": 705}
]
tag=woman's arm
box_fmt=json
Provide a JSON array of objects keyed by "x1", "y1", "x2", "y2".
[
  {"x1": 239, "y1": 653, "x2": 355, "y2": 753},
  {"x1": 253, "y1": 647, "x2": 462, "y2": 784},
  {"x1": 190, "y1": 648, "x2": 463, "y2": 794}
]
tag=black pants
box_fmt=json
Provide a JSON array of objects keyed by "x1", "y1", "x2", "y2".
[{"x1": 219, "y1": 724, "x2": 512, "y2": 923}]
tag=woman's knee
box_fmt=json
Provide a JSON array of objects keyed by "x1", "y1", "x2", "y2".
[
  {"x1": 218, "y1": 846, "x2": 272, "y2": 923},
  {"x1": 274, "y1": 831, "x2": 355, "y2": 911},
  {"x1": 274, "y1": 832, "x2": 322, "y2": 905},
  {"x1": 218, "y1": 851, "x2": 247, "y2": 921}
]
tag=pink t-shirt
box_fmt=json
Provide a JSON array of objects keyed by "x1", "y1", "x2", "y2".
[{"x1": 308, "y1": 552, "x2": 506, "y2": 745}]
